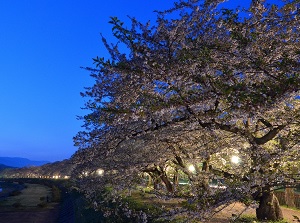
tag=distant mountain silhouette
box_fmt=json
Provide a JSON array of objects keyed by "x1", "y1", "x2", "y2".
[
  {"x1": 0, "y1": 157, "x2": 50, "y2": 168},
  {"x1": 0, "y1": 163, "x2": 15, "y2": 171}
]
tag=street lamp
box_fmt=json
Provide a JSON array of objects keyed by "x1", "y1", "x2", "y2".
[
  {"x1": 231, "y1": 155, "x2": 240, "y2": 164},
  {"x1": 188, "y1": 164, "x2": 196, "y2": 172},
  {"x1": 96, "y1": 168, "x2": 104, "y2": 176}
]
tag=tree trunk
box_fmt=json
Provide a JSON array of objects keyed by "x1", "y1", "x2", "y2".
[
  {"x1": 173, "y1": 168, "x2": 179, "y2": 190},
  {"x1": 256, "y1": 187, "x2": 283, "y2": 221},
  {"x1": 201, "y1": 157, "x2": 210, "y2": 192},
  {"x1": 285, "y1": 187, "x2": 296, "y2": 208},
  {"x1": 153, "y1": 177, "x2": 160, "y2": 190},
  {"x1": 147, "y1": 174, "x2": 152, "y2": 187},
  {"x1": 144, "y1": 167, "x2": 173, "y2": 193},
  {"x1": 160, "y1": 173, "x2": 173, "y2": 193}
]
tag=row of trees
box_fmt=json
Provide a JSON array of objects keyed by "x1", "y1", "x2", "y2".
[
  {"x1": 73, "y1": 0, "x2": 300, "y2": 221},
  {"x1": 0, "y1": 159, "x2": 74, "y2": 179}
]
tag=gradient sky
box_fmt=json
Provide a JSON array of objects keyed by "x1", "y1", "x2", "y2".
[{"x1": 0, "y1": 0, "x2": 272, "y2": 162}]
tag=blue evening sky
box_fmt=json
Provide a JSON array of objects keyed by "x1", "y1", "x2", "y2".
[{"x1": 0, "y1": 0, "x2": 272, "y2": 162}]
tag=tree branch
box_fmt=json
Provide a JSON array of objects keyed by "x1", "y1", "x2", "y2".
[{"x1": 254, "y1": 125, "x2": 286, "y2": 145}]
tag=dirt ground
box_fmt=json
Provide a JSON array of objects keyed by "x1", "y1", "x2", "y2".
[{"x1": 208, "y1": 202, "x2": 300, "y2": 223}]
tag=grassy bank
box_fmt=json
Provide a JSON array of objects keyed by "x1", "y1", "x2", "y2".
[{"x1": 0, "y1": 182, "x2": 57, "y2": 211}]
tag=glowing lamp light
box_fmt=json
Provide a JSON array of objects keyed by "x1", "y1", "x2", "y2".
[
  {"x1": 231, "y1": 155, "x2": 240, "y2": 164},
  {"x1": 188, "y1": 164, "x2": 196, "y2": 172},
  {"x1": 96, "y1": 168, "x2": 104, "y2": 176}
]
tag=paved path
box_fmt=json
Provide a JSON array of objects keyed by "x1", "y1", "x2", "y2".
[
  {"x1": 0, "y1": 208, "x2": 60, "y2": 223},
  {"x1": 56, "y1": 193, "x2": 75, "y2": 223}
]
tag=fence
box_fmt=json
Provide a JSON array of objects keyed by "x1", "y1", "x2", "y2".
[{"x1": 275, "y1": 191, "x2": 300, "y2": 209}]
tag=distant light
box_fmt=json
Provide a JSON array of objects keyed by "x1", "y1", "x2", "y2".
[
  {"x1": 96, "y1": 169, "x2": 104, "y2": 176},
  {"x1": 188, "y1": 164, "x2": 196, "y2": 172},
  {"x1": 231, "y1": 155, "x2": 240, "y2": 164}
]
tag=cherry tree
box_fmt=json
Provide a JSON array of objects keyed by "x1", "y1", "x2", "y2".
[{"x1": 73, "y1": 0, "x2": 300, "y2": 221}]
